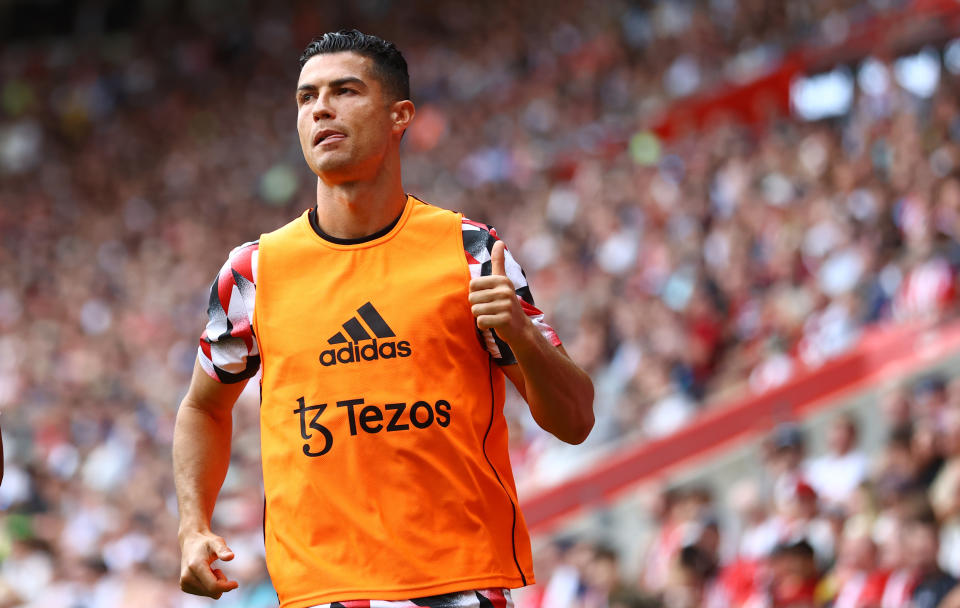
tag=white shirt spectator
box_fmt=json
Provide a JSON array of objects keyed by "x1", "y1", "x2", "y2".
[{"x1": 806, "y1": 449, "x2": 868, "y2": 506}]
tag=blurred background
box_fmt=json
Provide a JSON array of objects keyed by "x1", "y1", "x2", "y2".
[{"x1": 4, "y1": 0, "x2": 960, "y2": 606}]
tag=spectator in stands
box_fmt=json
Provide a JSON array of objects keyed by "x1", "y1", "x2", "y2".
[
  {"x1": 875, "y1": 425, "x2": 920, "y2": 499},
  {"x1": 817, "y1": 518, "x2": 880, "y2": 608},
  {"x1": 728, "y1": 479, "x2": 773, "y2": 561},
  {"x1": 805, "y1": 413, "x2": 869, "y2": 509},
  {"x1": 912, "y1": 376, "x2": 951, "y2": 429},
  {"x1": 746, "y1": 540, "x2": 820, "y2": 608},
  {"x1": 767, "y1": 423, "x2": 809, "y2": 512},
  {"x1": 903, "y1": 512, "x2": 957, "y2": 608},
  {"x1": 868, "y1": 494, "x2": 936, "y2": 606},
  {"x1": 913, "y1": 417, "x2": 946, "y2": 488},
  {"x1": 757, "y1": 478, "x2": 836, "y2": 569},
  {"x1": 881, "y1": 388, "x2": 914, "y2": 429},
  {"x1": 663, "y1": 544, "x2": 718, "y2": 608},
  {"x1": 931, "y1": 408, "x2": 960, "y2": 578},
  {"x1": 581, "y1": 545, "x2": 626, "y2": 608},
  {"x1": 639, "y1": 486, "x2": 714, "y2": 596},
  {"x1": 540, "y1": 539, "x2": 596, "y2": 608},
  {"x1": 639, "y1": 487, "x2": 683, "y2": 594}
]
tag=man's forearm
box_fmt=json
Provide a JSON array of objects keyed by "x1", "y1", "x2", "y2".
[
  {"x1": 173, "y1": 402, "x2": 233, "y2": 536},
  {"x1": 508, "y1": 323, "x2": 594, "y2": 444}
]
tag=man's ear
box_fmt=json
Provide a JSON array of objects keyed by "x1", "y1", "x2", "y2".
[{"x1": 391, "y1": 99, "x2": 416, "y2": 136}]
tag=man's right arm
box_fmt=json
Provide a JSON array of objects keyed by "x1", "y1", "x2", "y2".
[{"x1": 173, "y1": 359, "x2": 248, "y2": 599}]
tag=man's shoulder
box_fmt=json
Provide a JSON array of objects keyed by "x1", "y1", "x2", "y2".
[
  {"x1": 219, "y1": 240, "x2": 259, "y2": 286},
  {"x1": 228, "y1": 239, "x2": 260, "y2": 258},
  {"x1": 407, "y1": 196, "x2": 498, "y2": 249},
  {"x1": 407, "y1": 194, "x2": 464, "y2": 224},
  {"x1": 458, "y1": 215, "x2": 501, "y2": 260},
  {"x1": 261, "y1": 209, "x2": 310, "y2": 241},
  {"x1": 460, "y1": 216, "x2": 497, "y2": 235}
]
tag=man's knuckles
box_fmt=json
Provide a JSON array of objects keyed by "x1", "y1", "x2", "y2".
[
  {"x1": 472, "y1": 301, "x2": 511, "y2": 315},
  {"x1": 477, "y1": 313, "x2": 509, "y2": 328},
  {"x1": 180, "y1": 575, "x2": 206, "y2": 594},
  {"x1": 468, "y1": 286, "x2": 516, "y2": 304},
  {"x1": 181, "y1": 577, "x2": 224, "y2": 599}
]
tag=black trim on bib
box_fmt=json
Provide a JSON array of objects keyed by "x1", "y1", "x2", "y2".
[
  {"x1": 481, "y1": 357, "x2": 526, "y2": 585},
  {"x1": 308, "y1": 207, "x2": 403, "y2": 245}
]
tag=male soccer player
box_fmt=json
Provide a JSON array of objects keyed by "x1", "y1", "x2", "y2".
[{"x1": 173, "y1": 30, "x2": 594, "y2": 608}]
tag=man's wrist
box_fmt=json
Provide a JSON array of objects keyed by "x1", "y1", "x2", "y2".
[
  {"x1": 178, "y1": 519, "x2": 213, "y2": 543},
  {"x1": 500, "y1": 314, "x2": 538, "y2": 352}
]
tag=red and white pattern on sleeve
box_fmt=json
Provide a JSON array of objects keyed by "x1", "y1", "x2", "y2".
[
  {"x1": 461, "y1": 218, "x2": 561, "y2": 366},
  {"x1": 309, "y1": 588, "x2": 513, "y2": 608},
  {"x1": 198, "y1": 241, "x2": 261, "y2": 384}
]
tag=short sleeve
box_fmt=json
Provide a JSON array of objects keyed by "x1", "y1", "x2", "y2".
[
  {"x1": 461, "y1": 218, "x2": 561, "y2": 366},
  {"x1": 197, "y1": 241, "x2": 261, "y2": 383}
]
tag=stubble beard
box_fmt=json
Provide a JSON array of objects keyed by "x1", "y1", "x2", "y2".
[{"x1": 311, "y1": 146, "x2": 354, "y2": 176}]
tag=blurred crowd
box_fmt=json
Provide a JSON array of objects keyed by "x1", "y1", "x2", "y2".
[
  {"x1": 2, "y1": 0, "x2": 960, "y2": 605},
  {"x1": 517, "y1": 375, "x2": 960, "y2": 607}
]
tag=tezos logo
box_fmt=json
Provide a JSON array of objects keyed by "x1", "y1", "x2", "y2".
[
  {"x1": 294, "y1": 396, "x2": 452, "y2": 457},
  {"x1": 320, "y1": 302, "x2": 412, "y2": 366}
]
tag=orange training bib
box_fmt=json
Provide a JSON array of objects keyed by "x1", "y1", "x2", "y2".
[{"x1": 253, "y1": 196, "x2": 534, "y2": 608}]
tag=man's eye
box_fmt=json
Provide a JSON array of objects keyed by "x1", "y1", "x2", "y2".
[
  {"x1": 301, "y1": 94, "x2": 313, "y2": 102},
  {"x1": 338, "y1": 88, "x2": 356, "y2": 95}
]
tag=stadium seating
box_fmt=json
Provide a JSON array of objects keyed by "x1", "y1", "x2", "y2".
[{"x1": 3, "y1": 0, "x2": 960, "y2": 605}]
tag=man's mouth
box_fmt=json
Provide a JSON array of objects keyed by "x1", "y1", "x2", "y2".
[{"x1": 314, "y1": 130, "x2": 346, "y2": 146}]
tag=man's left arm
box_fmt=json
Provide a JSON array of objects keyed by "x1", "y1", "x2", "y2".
[{"x1": 469, "y1": 240, "x2": 594, "y2": 444}]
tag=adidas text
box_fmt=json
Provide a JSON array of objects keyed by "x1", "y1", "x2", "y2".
[{"x1": 319, "y1": 339, "x2": 412, "y2": 366}]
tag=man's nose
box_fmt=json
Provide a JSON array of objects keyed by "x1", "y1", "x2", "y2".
[{"x1": 313, "y1": 95, "x2": 334, "y2": 121}]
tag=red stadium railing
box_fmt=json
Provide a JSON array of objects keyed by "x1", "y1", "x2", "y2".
[{"x1": 521, "y1": 318, "x2": 960, "y2": 535}]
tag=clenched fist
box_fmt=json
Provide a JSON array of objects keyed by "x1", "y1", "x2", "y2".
[{"x1": 469, "y1": 240, "x2": 528, "y2": 344}]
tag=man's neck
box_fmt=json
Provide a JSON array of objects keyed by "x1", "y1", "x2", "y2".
[{"x1": 314, "y1": 166, "x2": 407, "y2": 240}]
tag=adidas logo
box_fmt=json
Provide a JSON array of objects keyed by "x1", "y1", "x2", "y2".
[{"x1": 319, "y1": 302, "x2": 412, "y2": 366}]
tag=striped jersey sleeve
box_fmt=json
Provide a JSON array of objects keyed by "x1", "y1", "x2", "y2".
[
  {"x1": 198, "y1": 241, "x2": 260, "y2": 384},
  {"x1": 461, "y1": 217, "x2": 561, "y2": 366}
]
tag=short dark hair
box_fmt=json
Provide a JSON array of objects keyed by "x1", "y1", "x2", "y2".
[{"x1": 299, "y1": 29, "x2": 410, "y2": 101}]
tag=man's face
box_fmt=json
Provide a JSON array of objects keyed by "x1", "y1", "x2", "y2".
[
  {"x1": 828, "y1": 420, "x2": 854, "y2": 455},
  {"x1": 296, "y1": 52, "x2": 398, "y2": 182},
  {"x1": 903, "y1": 522, "x2": 939, "y2": 574}
]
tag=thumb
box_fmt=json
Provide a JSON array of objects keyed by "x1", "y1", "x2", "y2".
[
  {"x1": 490, "y1": 240, "x2": 507, "y2": 277},
  {"x1": 213, "y1": 540, "x2": 235, "y2": 562}
]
